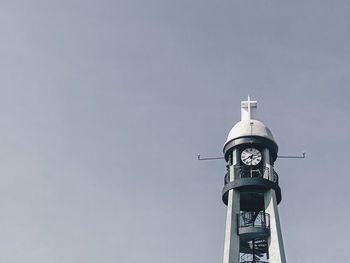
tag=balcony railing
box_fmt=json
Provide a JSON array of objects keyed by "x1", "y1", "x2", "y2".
[
  {"x1": 240, "y1": 251, "x2": 268, "y2": 263},
  {"x1": 273, "y1": 170, "x2": 279, "y2": 184},
  {"x1": 238, "y1": 211, "x2": 270, "y2": 229},
  {"x1": 241, "y1": 261, "x2": 267, "y2": 263},
  {"x1": 233, "y1": 165, "x2": 278, "y2": 184}
]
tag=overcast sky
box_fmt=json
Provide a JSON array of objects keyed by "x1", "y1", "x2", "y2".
[{"x1": 0, "y1": 0, "x2": 349, "y2": 262}]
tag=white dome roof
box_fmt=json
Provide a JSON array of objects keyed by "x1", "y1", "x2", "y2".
[{"x1": 225, "y1": 119, "x2": 276, "y2": 146}]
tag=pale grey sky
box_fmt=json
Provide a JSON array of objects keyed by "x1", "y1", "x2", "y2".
[{"x1": 0, "y1": 0, "x2": 349, "y2": 262}]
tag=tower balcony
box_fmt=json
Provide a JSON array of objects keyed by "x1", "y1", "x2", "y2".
[
  {"x1": 234, "y1": 165, "x2": 278, "y2": 184},
  {"x1": 222, "y1": 166, "x2": 282, "y2": 207},
  {"x1": 224, "y1": 166, "x2": 279, "y2": 185}
]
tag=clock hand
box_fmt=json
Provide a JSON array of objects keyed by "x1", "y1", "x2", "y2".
[{"x1": 248, "y1": 155, "x2": 254, "y2": 164}]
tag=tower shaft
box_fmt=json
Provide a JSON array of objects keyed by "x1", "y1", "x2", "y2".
[{"x1": 222, "y1": 98, "x2": 286, "y2": 263}]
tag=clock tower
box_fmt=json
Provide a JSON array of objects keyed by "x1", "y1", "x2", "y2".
[{"x1": 222, "y1": 97, "x2": 286, "y2": 263}]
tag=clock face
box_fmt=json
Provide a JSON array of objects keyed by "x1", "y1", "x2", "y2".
[{"x1": 241, "y1": 148, "x2": 262, "y2": 165}]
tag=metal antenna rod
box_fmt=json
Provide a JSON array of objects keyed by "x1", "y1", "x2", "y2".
[
  {"x1": 197, "y1": 154, "x2": 224, "y2": 161},
  {"x1": 277, "y1": 152, "x2": 306, "y2": 159}
]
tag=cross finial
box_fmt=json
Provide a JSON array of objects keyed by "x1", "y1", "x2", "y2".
[{"x1": 241, "y1": 96, "x2": 257, "y2": 120}]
